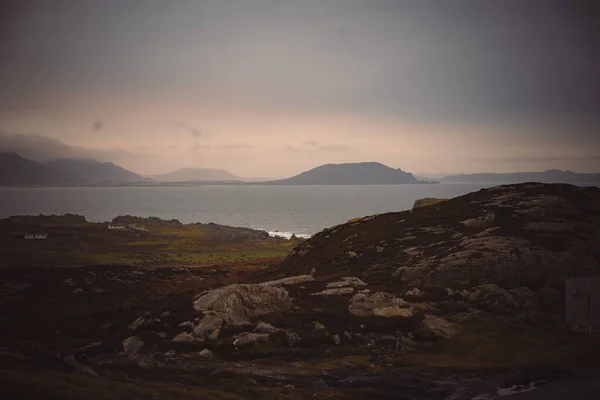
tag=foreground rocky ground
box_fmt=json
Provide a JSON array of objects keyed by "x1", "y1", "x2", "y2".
[{"x1": 1, "y1": 183, "x2": 600, "y2": 399}]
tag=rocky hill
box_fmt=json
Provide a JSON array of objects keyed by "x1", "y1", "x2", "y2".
[
  {"x1": 280, "y1": 183, "x2": 600, "y2": 314},
  {"x1": 150, "y1": 167, "x2": 239, "y2": 182}
]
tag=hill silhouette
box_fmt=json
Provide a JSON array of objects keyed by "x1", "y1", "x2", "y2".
[
  {"x1": 263, "y1": 162, "x2": 423, "y2": 185},
  {"x1": 150, "y1": 167, "x2": 239, "y2": 182}
]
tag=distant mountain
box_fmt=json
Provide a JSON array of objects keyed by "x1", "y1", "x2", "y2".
[
  {"x1": 150, "y1": 168, "x2": 239, "y2": 182},
  {"x1": 0, "y1": 152, "x2": 72, "y2": 185},
  {"x1": 262, "y1": 162, "x2": 423, "y2": 185},
  {"x1": 440, "y1": 170, "x2": 600, "y2": 184},
  {"x1": 46, "y1": 159, "x2": 150, "y2": 183}
]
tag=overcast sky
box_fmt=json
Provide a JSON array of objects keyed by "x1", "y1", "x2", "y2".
[{"x1": 0, "y1": 0, "x2": 598, "y2": 176}]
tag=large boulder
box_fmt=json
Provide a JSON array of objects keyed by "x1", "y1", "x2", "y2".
[
  {"x1": 193, "y1": 284, "x2": 293, "y2": 326},
  {"x1": 349, "y1": 292, "x2": 413, "y2": 318},
  {"x1": 122, "y1": 336, "x2": 144, "y2": 354},
  {"x1": 415, "y1": 315, "x2": 457, "y2": 339}
]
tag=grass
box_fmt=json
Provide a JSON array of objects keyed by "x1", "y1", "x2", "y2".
[
  {"x1": 1, "y1": 217, "x2": 295, "y2": 268},
  {"x1": 0, "y1": 365, "x2": 244, "y2": 400},
  {"x1": 403, "y1": 313, "x2": 600, "y2": 369}
]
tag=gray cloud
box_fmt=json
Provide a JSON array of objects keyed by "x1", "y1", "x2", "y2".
[{"x1": 1, "y1": 1, "x2": 597, "y2": 126}]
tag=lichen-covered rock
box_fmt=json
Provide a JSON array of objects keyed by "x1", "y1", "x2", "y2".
[
  {"x1": 122, "y1": 336, "x2": 144, "y2": 354},
  {"x1": 349, "y1": 292, "x2": 412, "y2": 318},
  {"x1": 468, "y1": 284, "x2": 518, "y2": 313},
  {"x1": 415, "y1": 315, "x2": 456, "y2": 339},
  {"x1": 193, "y1": 284, "x2": 293, "y2": 326},
  {"x1": 278, "y1": 183, "x2": 600, "y2": 317}
]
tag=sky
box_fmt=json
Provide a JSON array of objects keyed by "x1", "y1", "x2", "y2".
[{"x1": 0, "y1": 0, "x2": 598, "y2": 177}]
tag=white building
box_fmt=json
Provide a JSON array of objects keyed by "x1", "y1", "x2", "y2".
[
  {"x1": 25, "y1": 233, "x2": 48, "y2": 240},
  {"x1": 108, "y1": 224, "x2": 126, "y2": 230}
]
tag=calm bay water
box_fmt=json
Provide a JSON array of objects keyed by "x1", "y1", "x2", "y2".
[{"x1": 0, "y1": 183, "x2": 518, "y2": 236}]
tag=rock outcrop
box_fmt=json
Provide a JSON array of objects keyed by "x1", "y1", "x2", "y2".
[
  {"x1": 279, "y1": 183, "x2": 600, "y2": 315},
  {"x1": 415, "y1": 315, "x2": 457, "y2": 339},
  {"x1": 193, "y1": 283, "x2": 293, "y2": 325},
  {"x1": 349, "y1": 292, "x2": 413, "y2": 318}
]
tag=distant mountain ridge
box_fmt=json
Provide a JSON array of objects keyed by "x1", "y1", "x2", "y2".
[
  {"x1": 0, "y1": 153, "x2": 149, "y2": 185},
  {"x1": 0, "y1": 153, "x2": 71, "y2": 185},
  {"x1": 150, "y1": 167, "x2": 239, "y2": 182},
  {"x1": 262, "y1": 162, "x2": 424, "y2": 185},
  {"x1": 440, "y1": 170, "x2": 600, "y2": 184},
  {"x1": 47, "y1": 159, "x2": 149, "y2": 183}
]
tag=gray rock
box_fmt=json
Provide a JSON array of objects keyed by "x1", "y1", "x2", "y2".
[
  {"x1": 349, "y1": 292, "x2": 413, "y2": 318},
  {"x1": 193, "y1": 314, "x2": 224, "y2": 336},
  {"x1": 172, "y1": 332, "x2": 196, "y2": 343},
  {"x1": 122, "y1": 336, "x2": 144, "y2": 354},
  {"x1": 207, "y1": 328, "x2": 221, "y2": 340},
  {"x1": 179, "y1": 321, "x2": 195, "y2": 328},
  {"x1": 405, "y1": 287, "x2": 423, "y2": 296},
  {"x1": 326, "y1": 276, "x2": 368, "y2": 288},
  {"x1": 193, "y1": 284, "x2": 292, "y2": 326},
  {"x1": 199, "y1": 348, "x2": 214, "y2": 359},
  {"x1": 233, "y1": 332, "x2": 270, "y2": 348},
  {"x1": 313, "y1": 321, "x2": 326, "y2": 330},
  {"x1": 415, "y1": 315, "x2": 456, "y2": 339},
  {"x1": 312, "y1": 287, "x2": 355, "y2": 296},
  {"x1": 332, "y1": 334, "x2": 341, "y2": 345},
  {"x1": 129, "y1": 316, "x2": 146, "y2": 331},
  {"x1": 461, "y1": 212, "x2": 496, "y2": 229},
  {"x1": 287, "y1": 332, "x2": 302, "y2": 347},
  {"x1": 254, "y1": 321, "x2": 281, "y2": 334},
  {"x1": 258, "y1": 275, "x2": 315, "y2": 287}
]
